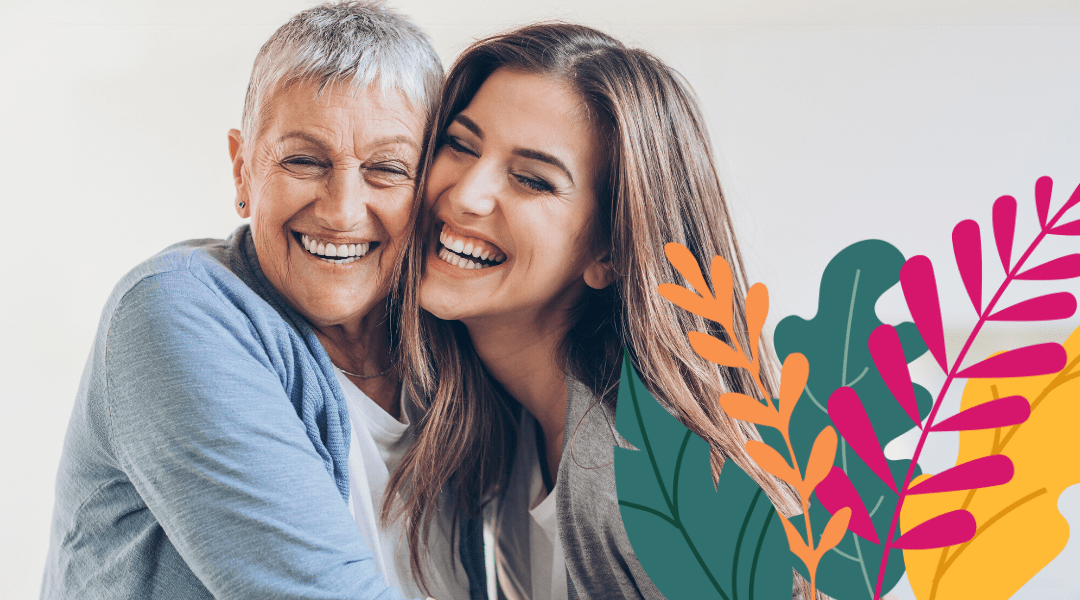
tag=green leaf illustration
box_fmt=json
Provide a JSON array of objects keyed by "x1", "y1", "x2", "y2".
[
  {"x1": 770, "y1": 239, "x2": 933, "y2": 600},
  {"x1": 614, "y1": 350, "x2": 794, "y2": 600}
]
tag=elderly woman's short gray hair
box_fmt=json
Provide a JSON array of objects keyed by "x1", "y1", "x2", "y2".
[{"x1": 241, "y1": 0, "x2": 443, "y2": 141}]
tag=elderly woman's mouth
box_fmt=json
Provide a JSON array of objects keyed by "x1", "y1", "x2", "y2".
[
  {"x1": 436, "y1": 223, "x2": 506, "y2": 270},
  {"x1": 297, "y1": 233, "x2": 375, "y2": 264}
]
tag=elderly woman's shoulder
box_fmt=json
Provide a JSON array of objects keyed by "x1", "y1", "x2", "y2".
[{"x1": 102, "y1": 225, "x2": 265, "y2": 325}]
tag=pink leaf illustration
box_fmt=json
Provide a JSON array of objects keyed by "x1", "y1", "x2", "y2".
[
  {"x1": 907, "y1": 455, "x2": 1014, "y2": 495},
  {"x1": 1016, "y1": 254, "x2": 1080, "y2": 280},
  {"x1": 1064, "y1": 181, "x2": 1080, "y2": 212},
  {"x1": 868, "y1": 325, "x2": 922, "y2": 428},
  {"x1": 931, "y1": 395, "x2": 1030, "y2": 432},
  {"x1": 952, "y1": 219, "x2": 982, "y2": 313},
  {"x1": 900, "y1": 256, "x2": 947, "y2": 372},
  {"x1": 827, "y1": 387, "x2": 898, "y2": 494},
  {"x1": 993, "y1": 195, "x2": 1017, "y2": 272},
  {"x1": 957, "y1": 342, "x2": 1068, "y2": 379},
  {"x1": 988, "y1": 292, "x2": 1077, "y2": 322},
  {"x1": 815, "y1": 467, "x2": 879, "y2": 544},
  {"x1": 1050, "y1": 220, "x2": 1080, "y2": 236},
  {"x1": 1035, "y1": 176, "x2": 1053, "y2": 228},
  {"x1": 893, "y1": 510, "x2": 976, "y2": 550}
]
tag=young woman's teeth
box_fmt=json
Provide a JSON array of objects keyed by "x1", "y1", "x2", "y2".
[
  {"x1": 438, "y1": 224, "x2": 506, "y2": 270},
  {"x1": 301, "y1": 234, "x2": 370, "y2": 264}
]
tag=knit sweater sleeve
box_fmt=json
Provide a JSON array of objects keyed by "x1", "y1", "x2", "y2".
[{"x1": 103, "y1": 267, "x2": 412, "y2": 600}]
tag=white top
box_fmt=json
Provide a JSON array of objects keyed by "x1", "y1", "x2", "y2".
[
  {"x1": 492, "y1": 411, "x2": 568, "y2": 600},
  {"x1": 335, "y1": 369, "x2": 470, "y2": 600}
]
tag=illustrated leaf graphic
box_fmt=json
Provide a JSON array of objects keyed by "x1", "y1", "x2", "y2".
[
  {"x1": 956, "y1": 342, "x2": 1067, "y2": 379},
  {"x1": 819, "y1": 507, "x2": 855, "y2": 556},
  {"x1": 614, "y1": 350, "x2": 793, "y2": 600},
  {"x1": 893, "y1": 510, "x2": 976, "y2": 550},
  {"x1": 992, "y1": 195, "x2": 1017, "y2": 272},
  {"x1": 952, "y1": 219, "x2": 982, "y2": 313},
  {"x1": 710, "y1": 255, "x2": 736, "y2": 334},
  {"x1": 900, "y1": 255, "x2": 948, "y2": 372},
  {"x1": 745, "y1": 440, "x2": 799, "y2": 486},
  {"x1": 987, "y1": 292, "x2": 1077, "y2": 322},
  {"x1": 900, "y1": 324, "x2": 1080, "y2": 600},
  {"x1": 929, "y1": 395, "x2": 1030, "y2": 432},
  {"x1": 801, "y1": 427, "x2": 839, "y2": 499},
  {"x1": 746, "y1": 283, "x2": 768, "y2": 368},
  {"x1": 1049, "y1": 219, "x2": 1080, "y2": 235},
  {"x1": 816, "y1": 468, "x2": 879, "y2": 544},
  {"x1": 827, "y1": 387, "x2": 897, "y2": 494},
  {"x1": 689, "y1": 331, "x2": 750, "y2": 370},
  {"x1": 868, "y1": 325, "x2": 922, "y2": 428},
  {"x1": 1015, "y1": 254, "x2": 1080, "y2": 280},
  {"x1": 718, "y1": 393, "x2": 779, "y2": 429},
  {"x1": 906, "y1": 455, "x2": 1013, "y2": 495},
  {"x1": 773, "y1": 240, "x2": 930, "y2": 600},
  {"x1": 1035, "y1": 175, "x2": 1053, "y2": 227}
]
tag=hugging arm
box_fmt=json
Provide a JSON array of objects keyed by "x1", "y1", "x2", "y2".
[{"x1": 104, "y1": 270, "x2": 411, "y2": 600}]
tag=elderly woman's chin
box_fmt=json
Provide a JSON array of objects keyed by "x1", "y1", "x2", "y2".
[{"x1": 233, "y1": 80, "x2": 425, "y2": 331}]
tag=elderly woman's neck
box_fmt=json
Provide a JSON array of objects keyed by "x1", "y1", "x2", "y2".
[{"x1": 313, "y1": 308, "x2": 400, "y2": 418}]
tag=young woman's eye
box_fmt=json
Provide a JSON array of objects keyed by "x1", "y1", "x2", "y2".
[
  {"x1": 443, "y1": 135, "x2": 478, "y2": 157},
  {"x1": 514, "y1": 174, "x2": 554, "y2": 194}
]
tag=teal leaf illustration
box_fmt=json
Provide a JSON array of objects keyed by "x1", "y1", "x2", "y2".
[
  {"x1": 770, "y1": 240, "x2": 933, "y2": 600},
  {"x1": 614, "y1": 350, "x2": 794, "y2": 599}
]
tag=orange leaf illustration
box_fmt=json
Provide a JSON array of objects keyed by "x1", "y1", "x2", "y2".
[{"x1": 717, "y1": 392, "x2": 779, "y2": 429}]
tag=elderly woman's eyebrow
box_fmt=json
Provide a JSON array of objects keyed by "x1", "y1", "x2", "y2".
[{"x1": 275, "y1": 131, "x2": 420, "y2": 153}]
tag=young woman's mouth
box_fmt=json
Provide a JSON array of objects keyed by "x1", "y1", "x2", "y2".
[
  {"x1": 436, "y1": 223, "x2": 506, "y2": 270},
  {"x1": 295, "y1": 232, "x2": 376, "y2": 265}
]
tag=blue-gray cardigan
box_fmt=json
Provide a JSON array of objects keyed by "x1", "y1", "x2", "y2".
[{"x1": 42, "y1": 226, "x2": 485, "y2": 600}]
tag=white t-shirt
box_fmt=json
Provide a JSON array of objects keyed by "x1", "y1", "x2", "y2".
[
  {"x1": 491, "y1": 411, "x2": 568, "y2": 600},
  {"x1": 335, "y1": 369, "x2": 470, "y2": 600}
]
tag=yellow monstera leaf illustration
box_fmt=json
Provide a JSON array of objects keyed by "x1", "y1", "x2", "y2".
[{"x1": 900, "y1": 324, "x2": 1080, "y2": 600}]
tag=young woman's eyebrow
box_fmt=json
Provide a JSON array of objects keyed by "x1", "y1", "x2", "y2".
[
  {"x1": 453, "y1": 114, "x2": 483, "y2": 138},
  {"x1": 453, "y1": 114, "x2": 574, "y2": 183},
  {"x1": 511, "y1": 148, "x2": 574, "y2": 184}
]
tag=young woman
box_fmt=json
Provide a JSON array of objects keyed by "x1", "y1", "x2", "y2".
[{"x1": 385, "y1": 23, "x2": 813, "y2": 599}]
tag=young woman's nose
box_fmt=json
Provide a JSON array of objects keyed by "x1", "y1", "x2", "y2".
[{"x1": 447, "y1": 160, "x2": 499, "y2": 218}]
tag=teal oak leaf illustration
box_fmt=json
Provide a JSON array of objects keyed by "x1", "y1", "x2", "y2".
[
  {"x1": 768, "y1": 239, "x2": 933, "y2": 600},
  {"x1": 614, "y1": 350, "x2": 794, "y2": 600}
]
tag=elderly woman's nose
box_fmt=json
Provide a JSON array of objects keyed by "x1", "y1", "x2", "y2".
[
  {"x1": 447, "y1": 162, "x2": 498, "y2": 218},
  {"x1": 315, "y1": 167, "x2": 372, "y2": 228}
]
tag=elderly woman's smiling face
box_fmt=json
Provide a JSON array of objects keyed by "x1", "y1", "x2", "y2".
[{"x1": 229, "y1": 81, "x2": 423, "y2": 331}]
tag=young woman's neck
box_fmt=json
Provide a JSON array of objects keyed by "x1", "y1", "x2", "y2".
[{"x1": 464, "y1": 315, "x2": 570, "y2": 484}]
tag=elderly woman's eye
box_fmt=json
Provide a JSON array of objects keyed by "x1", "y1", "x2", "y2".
[
  {"x1": 363, "y1": 161, "x2": 413, "y2": 184},
  {"x1": 280, "y1": 156, "x2": 327, "y2": 174}
]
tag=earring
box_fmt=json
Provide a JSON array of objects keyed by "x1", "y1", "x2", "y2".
[{"x1": 238, "y1": 201, "x2": 246, "y2": 209}]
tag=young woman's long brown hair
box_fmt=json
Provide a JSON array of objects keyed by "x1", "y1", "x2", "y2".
[{"x1": 386, "y1": 22, "x2": 814, "y2": 598}]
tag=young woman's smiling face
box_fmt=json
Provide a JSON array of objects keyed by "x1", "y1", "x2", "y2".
[{"x1": 420, "y1": 68, "x2": 612, "y2": 331}]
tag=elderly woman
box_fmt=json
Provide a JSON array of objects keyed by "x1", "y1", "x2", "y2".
[{"x1": 40, "y1": 3, "x2": 481, "y2": 599}]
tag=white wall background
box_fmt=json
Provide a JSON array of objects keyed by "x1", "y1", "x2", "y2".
[{"x1": 2, "y1": 1, "x2": 1079, "y2": 598}]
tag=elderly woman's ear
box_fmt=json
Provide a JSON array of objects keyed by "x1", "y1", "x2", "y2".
[{"x1": 228, "y1": 129, "x2": 251, "y2": 219}]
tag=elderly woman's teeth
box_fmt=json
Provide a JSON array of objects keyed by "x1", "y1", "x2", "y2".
[
  {"x1": 438, "y1": 224, "x2": 505, "y2": 270},
  {"x1": 300, "y1": 234, "x2": 370, "y2": 264}
]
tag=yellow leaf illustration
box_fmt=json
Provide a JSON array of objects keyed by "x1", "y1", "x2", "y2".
[{"x1": 900, "y1": 324, "x2": 1080, "y2": 600}]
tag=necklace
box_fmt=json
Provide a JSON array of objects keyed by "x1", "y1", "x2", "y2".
[{"x1": 335, "y1": 361, "x2": 394, "y2": 379}]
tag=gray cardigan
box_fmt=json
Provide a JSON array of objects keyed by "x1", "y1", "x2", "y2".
[{"x1": 556, "y1": 378, "x2": 664, "y2": 600}]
